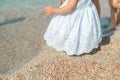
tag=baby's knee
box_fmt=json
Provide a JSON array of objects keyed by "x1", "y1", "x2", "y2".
[
  {"x1": 109, "y1": 0, "x2": 115, "y2": 6},
  {"x1": 110, "y1": 0, "x2": 119, "y2": 8},
  {"x1": 112, "y1": 2, "x2": 118, "y2": 8}
]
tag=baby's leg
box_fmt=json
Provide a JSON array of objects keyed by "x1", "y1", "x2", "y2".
[
  {"x1": 60, "y1": 0, "x2": 66, "y2": 4},
  {"x1": 109, "y1": 0, "x2": 118, "y2": 28},
  {"x1": 92, "y1": 0, "x2": 101, "y2": 18}
]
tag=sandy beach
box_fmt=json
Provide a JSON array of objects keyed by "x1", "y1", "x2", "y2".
[{"x1": 0, "y1": 0, "x2": 120, "y2": 80}]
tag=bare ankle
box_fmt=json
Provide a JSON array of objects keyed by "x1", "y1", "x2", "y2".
[{"x1": 110, "y1": 23, "x2": 117, "y2": 28}]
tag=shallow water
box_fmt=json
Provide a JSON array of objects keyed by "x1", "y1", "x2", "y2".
[
  {"x1": 0, "y1": 0, "x2": 59, "y2": 8},
  {"x1": 0, "y1": 0, "x2": 59, "y2": 23}
]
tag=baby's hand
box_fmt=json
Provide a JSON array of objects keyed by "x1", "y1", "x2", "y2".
[{"x1": 45, "y1": 6, "x2": 55, "y2": 16}]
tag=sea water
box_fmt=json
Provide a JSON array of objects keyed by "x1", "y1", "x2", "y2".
[
  {"x1": 0, "y1": 0, "x2": 59, "y2": 8},
  {"x1": 0, "y1": 0, "x2": 59, "y2": 22}
]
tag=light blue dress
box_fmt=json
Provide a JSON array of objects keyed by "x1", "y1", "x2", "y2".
[{"x1": 44, "y1": 0, "x2": 102, "y2": 55}]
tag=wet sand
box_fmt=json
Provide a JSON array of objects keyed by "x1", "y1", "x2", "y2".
[{"x1": 0, "y1": 0, "x2": 120, "y2": 80}]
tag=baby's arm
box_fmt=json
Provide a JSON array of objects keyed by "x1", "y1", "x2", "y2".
[
  {"x1": 60, "y1": 0, "x2": 66, "y2": 4},
  {"x1": 45, "y1": 0, "x2": 78, "y2": 16}
]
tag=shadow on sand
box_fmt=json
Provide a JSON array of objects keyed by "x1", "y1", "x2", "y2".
[{"x1": 0, "y1": 17, "x2": 26, "y2": 27}]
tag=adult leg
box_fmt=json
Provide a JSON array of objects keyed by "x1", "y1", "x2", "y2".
[
  {"x1": 117, "y1": 10, "x2": 120, "y2": 22},
  {"x1": 109, "y1": 0, "x2": 118, "y2": 28}
]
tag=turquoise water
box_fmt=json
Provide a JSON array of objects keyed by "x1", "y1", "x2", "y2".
[
  {"x1": 0, "y1": 0, "x2": 59, "y2": 22},
  {"x1": 0, "y1": 0, "x2": 59, "y2": 8}
]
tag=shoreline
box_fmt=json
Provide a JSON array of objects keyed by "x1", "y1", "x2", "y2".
[{"x1": 0, "y1": 4, "x2": 59, "y2": 23}]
